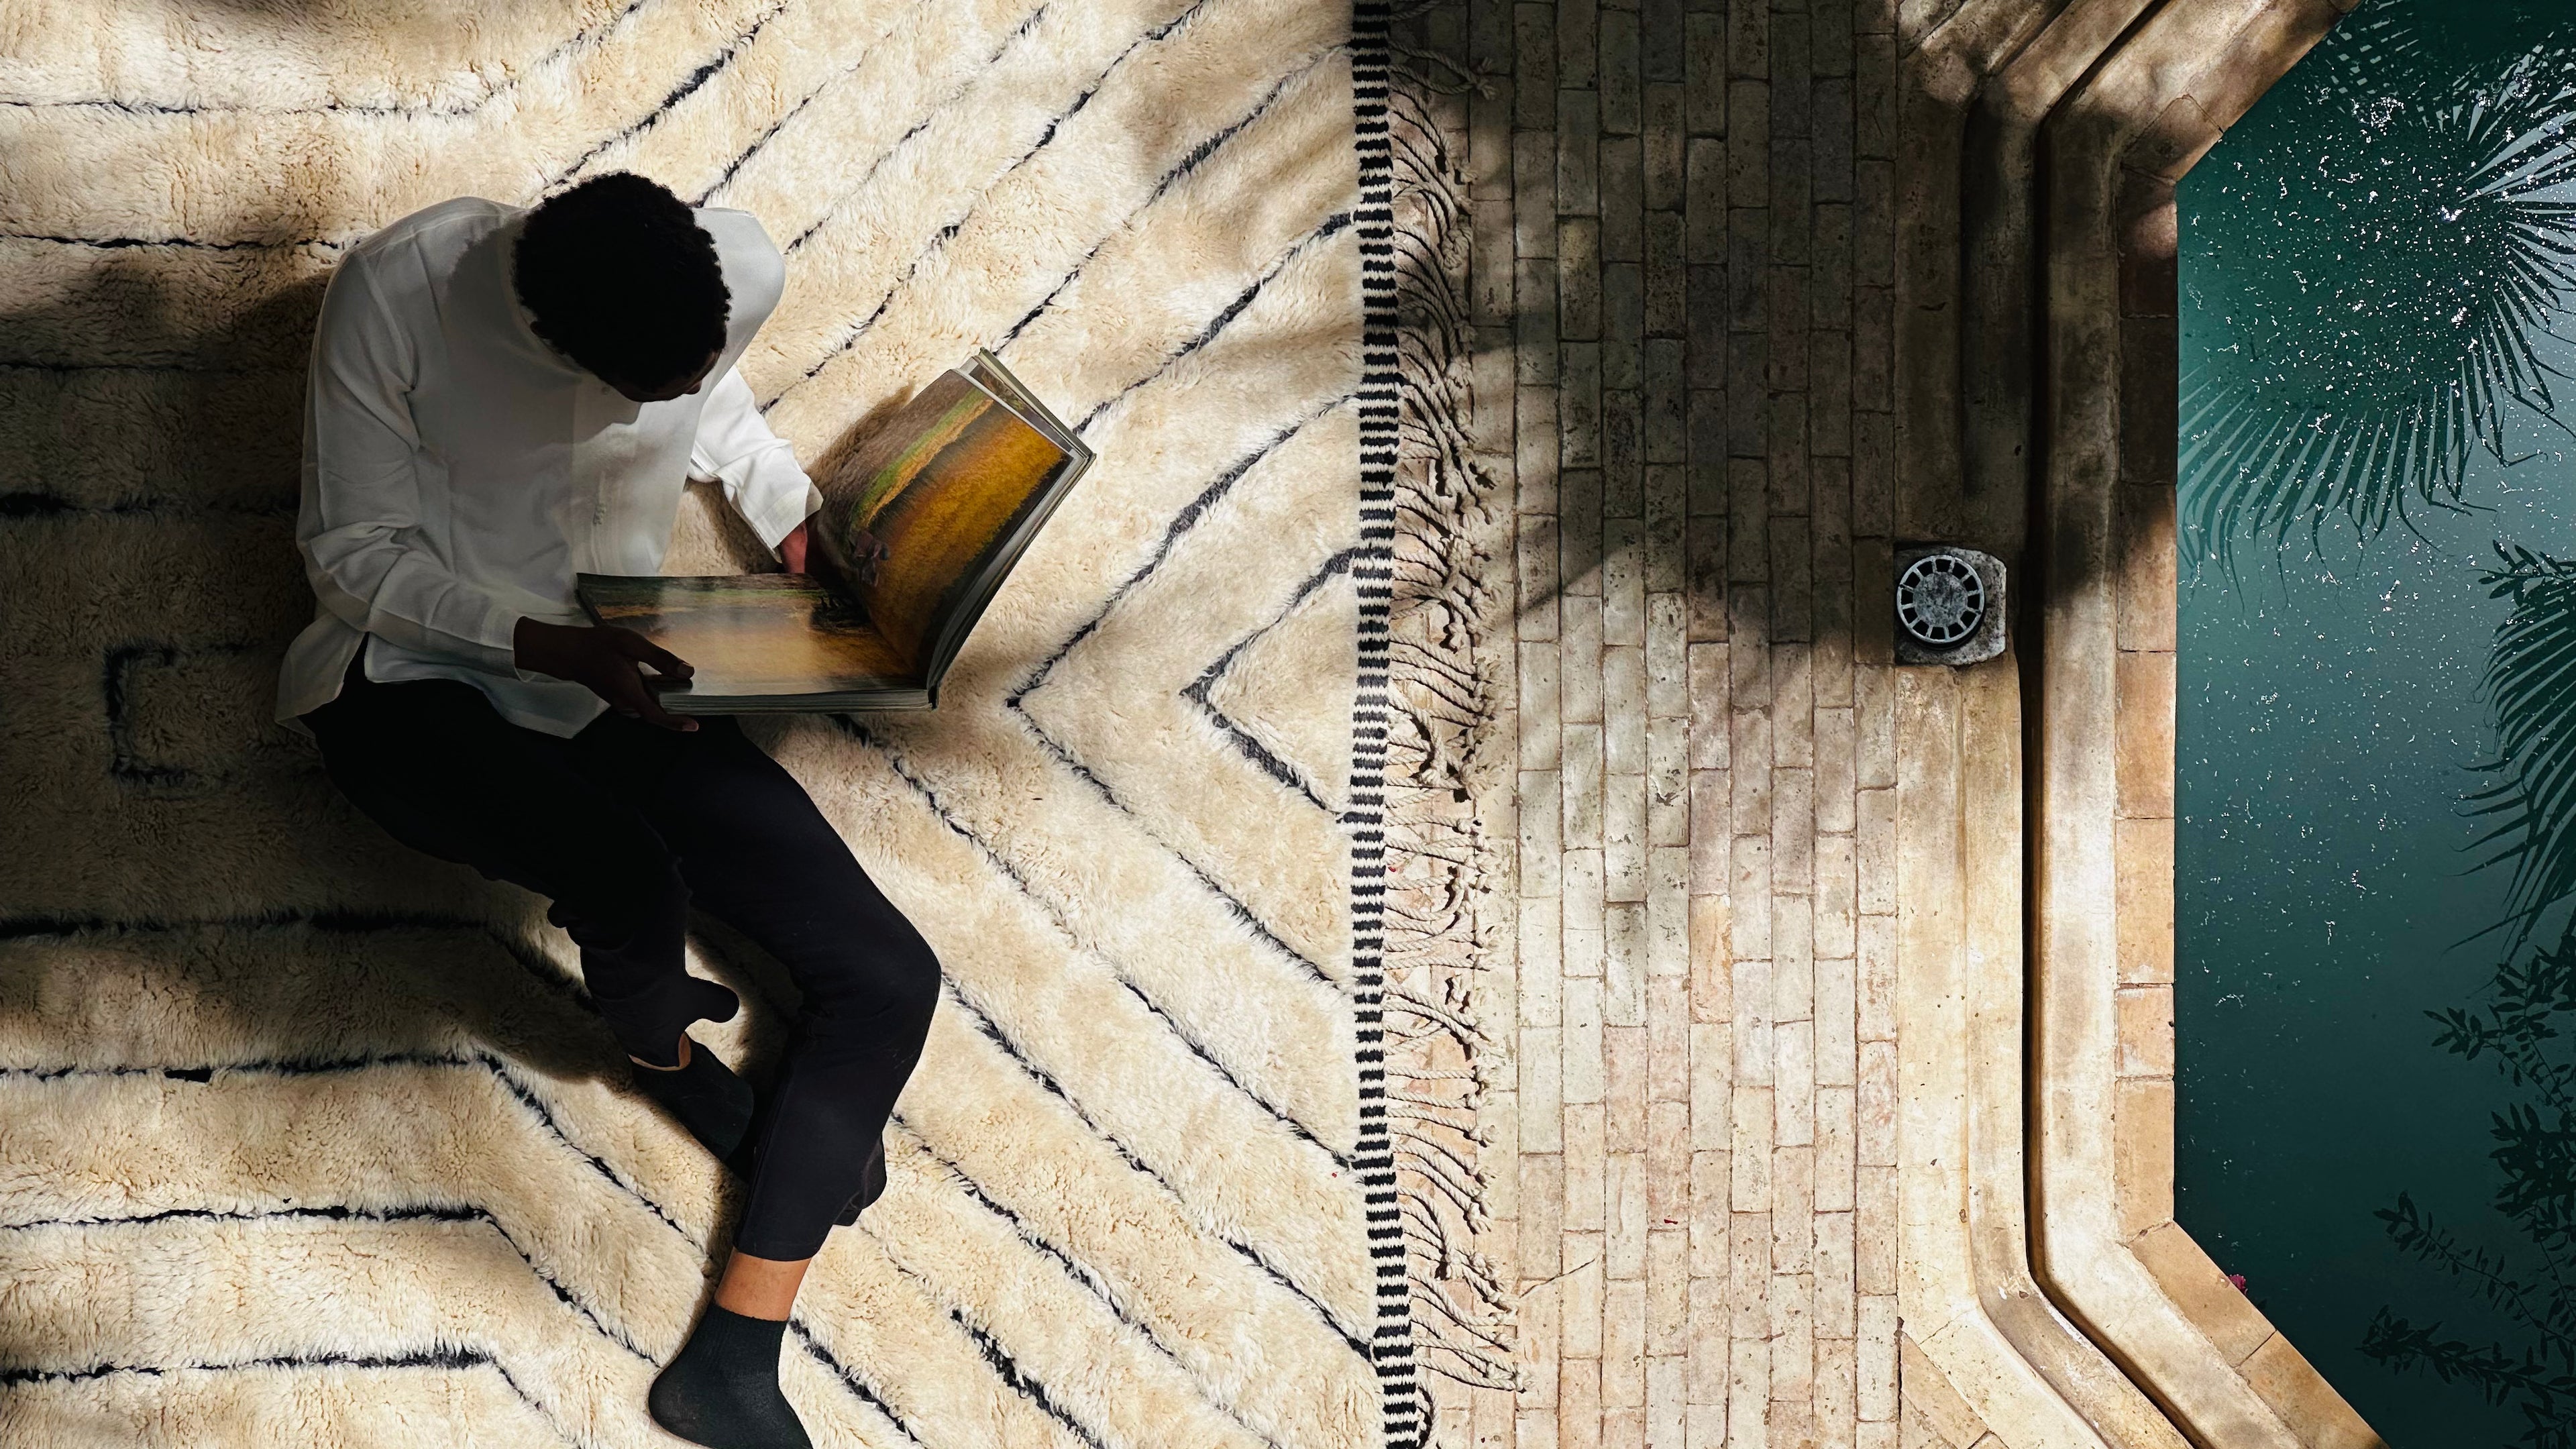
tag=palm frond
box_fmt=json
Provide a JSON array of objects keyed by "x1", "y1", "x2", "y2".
[
  {"x1": 2179, "y1": 1, "x2": 2576, "y2": 564},
  {"x1": 2470, "y1": 545, "x2": 2576, "y2": 946}
]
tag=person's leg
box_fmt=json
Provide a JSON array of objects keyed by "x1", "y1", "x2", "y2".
[
  {"x1": 621, "y1": 720, "x2": 941, "y2": 1449},
  {"x1": 303, "y1": 665, "x2": 753, "y2": 1152}
]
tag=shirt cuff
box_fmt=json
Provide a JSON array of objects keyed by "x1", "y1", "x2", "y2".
[{"x1": 740, "y1": 476, "x2": 823, "y2": 553}]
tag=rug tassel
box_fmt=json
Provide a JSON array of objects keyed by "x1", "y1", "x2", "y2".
[{"x1": 1371, "y1": 50, "x2": 1526, "y2": 1426}]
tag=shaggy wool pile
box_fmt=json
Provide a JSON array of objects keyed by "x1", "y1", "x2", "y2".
[{"x1": 0, "y1": 2, "x2": 1507, "y2": 1445}]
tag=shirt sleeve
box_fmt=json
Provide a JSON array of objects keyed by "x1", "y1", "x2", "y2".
[
  {"x1": 690, "y1": 363, "x2": 822, "y2": 551},
  {"x1": 295, "y1": 252, "x2": 556, "y2": 678}
]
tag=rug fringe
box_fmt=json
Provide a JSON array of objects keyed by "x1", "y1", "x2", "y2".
[{"x1": 1377, "y1": 62, "x2": 1523, "y2": 1419}]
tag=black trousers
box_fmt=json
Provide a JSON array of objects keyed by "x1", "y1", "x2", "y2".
[{"x1": 304, "y1": 655, "x2": 942, "y2": 1260}]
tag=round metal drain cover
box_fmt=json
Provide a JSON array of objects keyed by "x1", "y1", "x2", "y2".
[{"x1": 1896, "y1": 551, "x2": 1986, "y2": 648}]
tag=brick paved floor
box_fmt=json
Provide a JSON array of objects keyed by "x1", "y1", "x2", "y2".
[{"x1": 1398, "y1": 2, "x2": 1903, "y2": 1444}]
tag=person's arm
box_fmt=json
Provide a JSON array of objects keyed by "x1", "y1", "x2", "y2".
[
  {"x1": 297, "y1": 255, "x2": 566, "y2": 675},
  {"x1": 298, "y1": 253, "x2": 700, "y2": 729},
  {"x1": 689, "y1": 363, "x2": 820, "y2": 561}
]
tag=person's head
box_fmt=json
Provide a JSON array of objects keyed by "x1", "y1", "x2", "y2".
[{"x1": 513, "y1": 172, "x2": 731, "y2": 402}]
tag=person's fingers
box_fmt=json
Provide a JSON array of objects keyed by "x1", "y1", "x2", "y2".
[
  {"x1": 602, "y1": 661, "x2": 698, "y2": 733},
  {"x1": 608, "y1": 627, "x2": 694, "y2": 680}
]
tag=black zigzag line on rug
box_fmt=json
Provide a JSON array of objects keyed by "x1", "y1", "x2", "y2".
[
  {"x1": 1346, "y1": 5, "x2": 1426, "y2": 1445},
  {"x1": 867, "y1": 737, "x2": 1350, "y2": 1164},
  {"x1": 786, "y1": 1326, "x2": 932, "y2": 1448},
  {"x1": 777, "y1": 0, "x2": 1102, "y2": 256},
  {"x1": 999, "y1": 396, "x2": 1356, "y2": 991},
  {"x1": 859, "y1": 1195, "x2": 1167, "y2": 1449},
  {"x1": 0, "y1": 1014, "x2": 961, "y2": 1445},
  {"x1": 887, "y1": 1127, "x2": 1300, "y2": 1449},
  {"x1": 554, "y1": 0, "x2": 802, "y2": 181},
  {"x1": 991, "y1": 47, "x2": 1337, "y2": 352},
  {"x1": 0, "y1": 0, "x2": 664, "y2": 118},
  {"x1": 767, "y1": 0, "x2": 1232, "y2": 388},
  {"x1": 0, "y1": 1201, "x2": 655, "y2": 1364},
  {"x1": 1181, "y1": 547, "x2": 1366, "y2": 814},
  {"x1": 690, "y1": 0, "x2": 955, "y2": 204},
  {"x1": 906, "y1": 928, "x2": 1381, "y2": 1361},
  {"x1": 0, "y1": 1347, "x2": 578, "y2": 1444}
]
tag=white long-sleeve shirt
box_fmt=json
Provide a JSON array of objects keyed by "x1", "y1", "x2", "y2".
[{"x1": 272, "y1": 195, "x2": 822, "y2": 737}]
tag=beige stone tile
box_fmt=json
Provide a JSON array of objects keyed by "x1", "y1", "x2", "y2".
[
  {"x1": 1649, "y1": 1095, "x2": 1692, "y2": 1223},
  {"x1": 1772, "y1": 1144, "x2": 1815, "y2": 1273},
  {"x1": 1607, "y1": 1023, "x2": 1651, "y2": 1153},
  {"x1": 2116, "y1": 814, "x2": 2175, "y2": 985},
  {"x1": 1648, "y1": 1355, "x2": 1688, "y2": 1449},
  {"x1": 1816, "y1": 1336, "x2": 1858, "y2": 1449},
  {"x1": 1568, "y1": 722, "x2": 1609, "y2": 849},
  {"x1": 1690, "y1": 894, "x2": 1734, "y2": 1020},
  {"x1": 2128, "y1": 1220, "x2": 2274, "y2": 1367},
  {"x1": 1564, "y1": 1233, "x2": 1607, "y2": 1358},
  {"x1": 1688, "y1": 643, "x2": 1733, "y2": 769},
  {"x1": 1524, "y1": 1151, "x2": 1566, "y2": 1281},
  {"x1": 1650, "y1": 978, "x2": 1693, "y2": 1103},
  {"x1": 2117, "y1": 983, "x2": 2175, "y2": 1078},
  {"x1": 1774, "y1": 900, "x2": 1815, "y2": 1022},
  {"x1": 1690, "y1": 1022, "x2": 1733, "y2": 1151},
  {"x1": 1734, "y1": 957, "x2": 1774, "y2": 1085},
  {"x1": 1568, "y1": 975, "x2": 1607, "y2": 1105},
  {"x1": 1854, "y1": 1166, "x2": 1896, "y2": 1295},
  {"x1": 1650, "y1": 592, "x2": 1690, "y2": 718},
  {"x1": 1816, "y1": 833, "x2": 1858, "y2": 959},
  {"x1": 2117, "y1": 481, "x2": 2179, "y2": 654},
  {"x1": 1776, "y1": 1020, "x2": 1817, "y2": 1148},
  {"x1": 1525, "y1": 894, "x2": 1566, "y2": 1026},
  {"x1": 2116, "y1": 1075, "x2": 2177, "y2": 1238},
  {"x1": 1855, "y1": 788, "x2": 1896, "y2": 917},
  {"x1": 1652, "y1": 717, "x2": 1692, "y2": 845},
  {"x1": 1690, "y1": 768, "x2": 1732, "y2": 894},
  {"x1": 1523, "y1": 1280, "x2": 1563, "y2": 1412},
  {"x1": 1525, "y1": 1027, "x2": 1566, "y2": 1153},
  {"x1": 1733, "y1": 706, "x2": 1775, "y2": 834},
  {"x1": 2114, "y1": 648, "x2": 2176, "y2": 820},
  {"x1": 1569, "y1": 846, "x2": 1607, "y2": 943},
  {"x1": 1688, "y1": 1273, "x2": 1732, "y2": 1407},
  {"x1": 1605, "y1": 1277, "x2": 1648, "y2": 1408},
  {"x1": 1648, "y1": 1226, "x2": 1690, "y2": 1356},
  {"x1": 1816, "y1": 954, "x2": 1858, "y2": 1087},
  {"x1": 1609, "y1": 900, "x2": 1650, "y2": 1026},
  {"x1": 1690, "y1": 1146, "x2": 1732, "y2": 1278},
  {"x1": 1650, "y1": 845, "x2": 1690, "y2": 975},
  {"x1": 1814, "y1": 1207, "x2": 1856, "y2": 1338},
  {"x1": 1568, "y1": 1104, "x2": 1609, "y2": 1234},
  {"x1": 1525, "y1": 767, "x2": 1566, "y2": 896},
  {"x1": 1774, "y1": 765, "x2": 1816, "y2": 896},
  {"x1": 1816, "y1": 1084, "x2": 1856, "y2": 1212},
  {"x1": 1729, "y1": 1335, "x2": 1772, "y2": 1449},
  {"x1": 1856, "y1": 1038, "x2": 1896, "y2": 1167},
  {"x1": 1856, "y1": 914, "x2": 1896, "y2": 1040},
  {"x1": 1525, "y1": 639, "x2": 1566, "y2": 771},
  {"x1": 1562, "y1": 1353, "x2": 1605, "y2": 1448},
  {"x1": 1733, "y1": 1085, "x2": 1776, "y2": 1211},
  {"x1": 2240, "y1": 1330, "x2": 2388, "y2": 1449}
]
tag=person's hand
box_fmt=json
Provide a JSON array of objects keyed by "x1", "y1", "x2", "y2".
[
  {"x1": 780, "y1": 521, "x2": 809, "y2": 575},
  {"x1": 513, "y1": 618, "x2": 698, "y2": 732}
]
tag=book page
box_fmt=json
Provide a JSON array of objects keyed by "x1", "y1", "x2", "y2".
[{"x1": 810, "y1": 369, "x2": 1073, "y2": 674}]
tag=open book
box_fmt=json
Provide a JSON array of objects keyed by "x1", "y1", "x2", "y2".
[{"x1": 577, "y1": 351, "x2": 1093, "y2": 712}]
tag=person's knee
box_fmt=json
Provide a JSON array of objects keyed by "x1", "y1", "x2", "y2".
[
  {"x1": 549, "y1": 849, "x2": 690, "y2": 953},
  {"x1": 808, "y1": 924, "x2": 942, "y2": 1034}
]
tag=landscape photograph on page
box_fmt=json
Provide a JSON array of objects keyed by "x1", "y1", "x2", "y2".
[{"x1": 578, "y1": 350, "x2": 1093, "y2": 712}]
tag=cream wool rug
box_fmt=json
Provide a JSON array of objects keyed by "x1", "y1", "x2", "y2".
[{"x1": 0, "y1": 2, "x2": 1506, "y2": 1446}]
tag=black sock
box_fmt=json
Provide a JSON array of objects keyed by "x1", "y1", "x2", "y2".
[
  {"x1": 648, "y1": 1305, "x2": 811, "y2": 1449},
  {"x1": 630, "y1": 1040, "x2": 756, "y2": 1163}
]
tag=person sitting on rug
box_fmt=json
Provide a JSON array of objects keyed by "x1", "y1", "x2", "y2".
[{"x1": 271, "y1": 170, "x2": 931, "y2": 1449}]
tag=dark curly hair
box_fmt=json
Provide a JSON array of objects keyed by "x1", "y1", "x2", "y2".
[{"x1": 513, "y1": 172, "x2": 731, "y2": 390}]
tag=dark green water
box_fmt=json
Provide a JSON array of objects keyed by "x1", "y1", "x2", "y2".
[{"x1": 2176, "y1": 3, "x2": 2576, "y2": 1444}]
